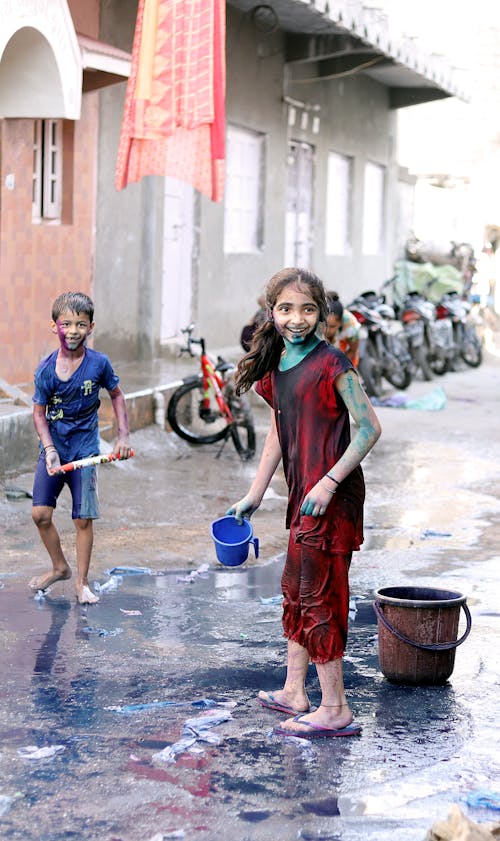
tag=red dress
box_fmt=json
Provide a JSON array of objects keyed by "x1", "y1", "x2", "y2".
[{"x1": 255, "y1": 341, "x2": 365, "y2": 662}]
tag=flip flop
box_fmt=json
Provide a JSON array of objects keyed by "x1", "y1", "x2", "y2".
[
  {"x1": 273, "y1": 714, "x2": 362, "y2": 739},
  {"x1": 258, "y1": 691, "x2": 310, "y2": 716}
]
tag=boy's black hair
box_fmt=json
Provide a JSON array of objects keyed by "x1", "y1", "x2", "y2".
[{"x1": 52, "y1": 292, "x2": 94, "y2": 322}]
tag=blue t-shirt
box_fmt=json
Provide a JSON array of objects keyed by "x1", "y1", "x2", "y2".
[{"x1": 33, "y1": 348, "x2": 120, "y2": 463}]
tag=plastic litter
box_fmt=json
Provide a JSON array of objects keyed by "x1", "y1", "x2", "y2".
[
  {"x1": 106, "y1": 566, "x2": 152, "y2": 575},
  {"x1": 176, "y1": 563, "x2": 210, "y2": 583},
  {"x1": 371, "y1": 393, "x2": 409, "y2": 408},
  {"x1": 149, "y1": 829, "x2": 186, "y2": 839},
  {"x1": 152, "y1": 737, "x2": 197, "y2": 762},
  {"x1": 182, "y1": 709, "x2": 233, "y2": 736},
  {"x1": 420, "y1": 529, "x2": 452, "y2": 539},
  {"x1": 466, "y1": 790, "x2": 500, "y2": 811},
  {"x1": 371, "y1": 387, "x2": 447, "y2": 411},
  {"x1": 106, "y1": 697, "x2": 218, "y2": 713},
  {"x1": 119, "y1": 608, "x2": 143, "y2": 616},
  {"x1": 405, "y1": 387, "x2": 447, "y2": 411},
  {"x1": 259, "y1": 594, "x2": 283, "y2": 605},
  {"x1": 153, "y1": 709, "x2": 233, "y2": 763},
  {"x1": 17, "y1": 745, "x2": 65, "y2": 760},
  {"x1": 94, "y1": 576, "x2": 123, "y2": 592}
]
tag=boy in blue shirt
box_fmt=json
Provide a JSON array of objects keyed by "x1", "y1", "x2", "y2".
[{"x1": 30, "y1": 292, "x2": 131, "y2": 604}]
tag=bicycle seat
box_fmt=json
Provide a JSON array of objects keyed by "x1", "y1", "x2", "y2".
[{"x1": 216, "y1": 358, "x2": 234, "y2": 373}]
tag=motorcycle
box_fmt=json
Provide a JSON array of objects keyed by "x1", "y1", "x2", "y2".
[
  {"x1": 347, "y1": 291, "x2": 412, "y2": 397},
  {"x1": 396, "y1": 289, "x2": 453, "y2": 379},
  {"x1": 383, "y1": 275, "x2": 454, "y2": 379},
  {"x1": 435, "y1": 291, "x2": 483, "y2": 369}
]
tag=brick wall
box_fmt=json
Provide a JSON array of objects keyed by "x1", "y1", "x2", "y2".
[{"x1": 0, "y1": 93, "x2": 99, "y2": 388}]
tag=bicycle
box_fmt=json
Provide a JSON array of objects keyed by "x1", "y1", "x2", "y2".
[{"x1": 167, "y1": 324, "x2": 256, "y2": 461}]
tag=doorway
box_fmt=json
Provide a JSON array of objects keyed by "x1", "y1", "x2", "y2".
[
  {"x1": 285, "y1": 140, "x2": 314, "y2": 267},
  {"x1": 161, "y1": 177, "x2": 194, "y2": 341}
]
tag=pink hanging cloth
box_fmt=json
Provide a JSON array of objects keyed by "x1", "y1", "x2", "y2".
[{"x1": 115, "y1": 0, "x2": 225, "y2": 202}]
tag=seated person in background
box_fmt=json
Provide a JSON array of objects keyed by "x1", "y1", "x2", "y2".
[
  {"x1": 240, "y1": 294, "x2": 267, "y2": 352},
  {"x1": 325, "y1": 291, "x2": 360, "y2": 368}
]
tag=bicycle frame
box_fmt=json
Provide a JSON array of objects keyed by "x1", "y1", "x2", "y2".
[
  {"x1": 182, "y1": 328, "x2": 235, "y2": 427},
  {"x1": 199, "y1": 345, "x2": 235, "y2": 424}
]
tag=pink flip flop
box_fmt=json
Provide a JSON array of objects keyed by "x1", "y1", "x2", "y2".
[
  {"x1": 258, "y1": 692, "x2": 310, "y2": 716},
  {"x1": 273, "y1": 714, "x2": 362, "y2": 739}
]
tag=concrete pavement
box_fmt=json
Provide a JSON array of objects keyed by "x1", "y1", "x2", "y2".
[{"x1": 1, "y1": 332, "x2": 500, "y2": 840}]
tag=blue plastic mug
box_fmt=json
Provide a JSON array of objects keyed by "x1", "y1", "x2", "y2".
[{"x1": 210, "y1": 516, "x2": 259, "y2": 567}]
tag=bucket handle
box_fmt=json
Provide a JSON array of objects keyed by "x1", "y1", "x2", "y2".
[{"x1": 373, "y1": 600, "x2": 472, "y2": 651}]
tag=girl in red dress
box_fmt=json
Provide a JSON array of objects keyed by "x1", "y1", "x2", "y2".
[{"x1": 227, "y1": 268, "x2": 381, "y2": 738}]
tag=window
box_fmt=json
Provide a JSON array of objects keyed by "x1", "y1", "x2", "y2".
[
  {"x1": 362, "y1": 161, "x2": 385, "y2": 255},
  {"x1": 224, "y1": 126, "x2": 264, "y2": 254},
  {"x1": 33, "y1": 119, "x2": 62, "y2": 222},
  {"x1": 325, "y1": 152, "x2": 352, "y2": 255},
  {"x1": 285, "y1": 141, "x2": 314, "y2": 267}
]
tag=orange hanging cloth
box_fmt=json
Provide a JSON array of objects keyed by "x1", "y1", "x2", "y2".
[{"x1": 115, "y1": 0, "x2": 225, "y2": 202}]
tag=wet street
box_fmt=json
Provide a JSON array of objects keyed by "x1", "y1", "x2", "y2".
[{"x1": 1, "y1": 337, "x2": 500, "y2": 841}]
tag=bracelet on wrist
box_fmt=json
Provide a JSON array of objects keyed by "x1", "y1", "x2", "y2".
[
  {"x1": 320, "y1": 480, "x2": 336, "y2": 495},
  {"x1": 44, "y1": 445, "x2": 56, "y2": 453},
  {"x1": 325, "y1": 472, "x2": 340, "y2": 486}
]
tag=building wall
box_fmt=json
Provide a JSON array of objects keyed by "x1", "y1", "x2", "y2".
[
  {"x1": 95, "y1": 0, "x2": 165, "y2": 362},
  {"x1": 195, "y1": 6, "x2": 399, "y2": 347},
  {"x1": 0, "y1": 0, "x2": 100, "y2": 387},
  {"x1": 0, "y1": 93, "x2": 98, "y2": 386},
  {"x1": 196, "y1": 7, "x2": 288, "y2": 343}
]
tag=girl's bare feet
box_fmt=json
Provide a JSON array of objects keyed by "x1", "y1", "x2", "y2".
[
  {"x1": 76, "y1": 584, "x2": 99, "y2": 605},
  {"x1": 29, "y1": 566, "x2": 72, "y2": 592}
]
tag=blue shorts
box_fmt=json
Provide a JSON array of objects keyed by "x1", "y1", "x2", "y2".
[{"x1": 32, "y1": 453, "x2": 100, "y2": 520}]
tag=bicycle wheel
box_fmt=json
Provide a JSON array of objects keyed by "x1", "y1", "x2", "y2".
[
  {"x1": 225, "y1": 386, "x2": 256, "y2": 461},
  {"x1": 167, "y1": 377, "x2": 229, "y2": 445}
]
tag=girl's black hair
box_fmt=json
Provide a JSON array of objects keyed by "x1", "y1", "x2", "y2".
[
  {"x1": 52, "y1": 292, "x2": 94, "y2": 322},
  {"x1": 235, "y1": 267, "x2": 328, "y2": 394}
]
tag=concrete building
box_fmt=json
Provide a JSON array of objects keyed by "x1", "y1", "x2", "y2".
[{"x1": 0, "y1": 0, "x2": 466, "y2": 393}]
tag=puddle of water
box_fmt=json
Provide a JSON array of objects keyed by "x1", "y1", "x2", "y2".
[{"x1": 0, "y1": 557, "x2": 498, "y2": 841}]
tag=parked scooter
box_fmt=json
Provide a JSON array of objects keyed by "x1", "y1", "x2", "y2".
[
  {"x1": 347, "y1": 290, "x2": 412, "y2": 397},
  {"x1": 385, "y1": 276, "x2": 453, "y2": 380},
  {"x1": 435, "y1": 291, "x2": 483, "y2": 369}
]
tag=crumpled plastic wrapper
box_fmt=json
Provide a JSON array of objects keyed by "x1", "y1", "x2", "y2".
[{"x1": 425, "y1": 805, "x2": 500, "y2": 840}]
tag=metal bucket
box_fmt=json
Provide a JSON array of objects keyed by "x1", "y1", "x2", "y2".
[{"x1": 373, "y1": 586, "x2": 472, "y2": 685}]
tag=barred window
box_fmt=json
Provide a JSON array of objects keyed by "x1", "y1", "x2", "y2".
[{"x1": 33, "y1": 119, "x2": 62, "y2": 222}]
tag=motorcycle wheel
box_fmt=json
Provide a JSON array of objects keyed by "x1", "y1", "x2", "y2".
[
  {"x1": 358, "y1": 344, "x2": 383, "y2": 398},
  {"x1": 414, "y1": 343, "x2": 436, "y2": 380},
  {"x1": 383, "y1": 336, "x2": 412, "y2": 390},
  {"x1": 461, "y1": 325, "x2": 483, "y2": 368},
  {"x1": 428, "y1": 352, "x2": 448, "y2": 376}
]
